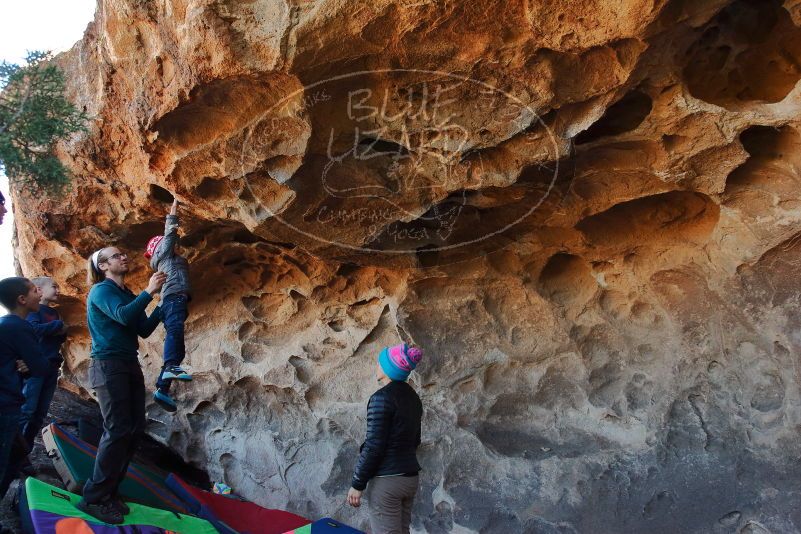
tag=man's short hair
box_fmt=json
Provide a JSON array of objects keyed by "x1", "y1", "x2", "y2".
[
  {"x1": 0, "y1": 277, "x2": 31, "y2": 311},
  {"x1": 30, "y1": 276, "x2": 53, "y2": 289}
]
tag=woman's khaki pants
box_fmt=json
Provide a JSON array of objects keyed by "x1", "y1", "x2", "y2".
[{"x1": 368, "y1": 475, "x2": 419, "y2": 534}]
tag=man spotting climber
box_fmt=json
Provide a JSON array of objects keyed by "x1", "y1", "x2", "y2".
[
  {"x1": 347, "y1": 343, "x2": 424, "y2": 534},
  {"x1": 79, "y1": 246, "x2": 165, "y2": 524}
]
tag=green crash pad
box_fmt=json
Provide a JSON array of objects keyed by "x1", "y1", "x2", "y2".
[
  {"x1": 42, "y1": 423, "x2": 189, "y2": 514},
  {"x1": 22, "y1": 476, "x2": 217, "y2": 533}
]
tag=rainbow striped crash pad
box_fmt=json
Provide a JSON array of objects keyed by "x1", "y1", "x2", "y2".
[
  {"x1": 42, "y1": 423, "x2": 189, "y2": 514},
  {"x1": 20, "y1": 476, "x2": 216, "y2": 534},
  {"x1": 283, "y1": 518, "x2": 365, "y2": 533}
]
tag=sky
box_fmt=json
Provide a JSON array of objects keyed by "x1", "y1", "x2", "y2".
[{"x1": 0, "y1": 0, "x2": 97, "y2": 278}]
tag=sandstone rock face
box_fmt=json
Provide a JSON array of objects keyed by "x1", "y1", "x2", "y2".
[{"x1": 10, "y1": 0, "x2": 801, "y2": 531}]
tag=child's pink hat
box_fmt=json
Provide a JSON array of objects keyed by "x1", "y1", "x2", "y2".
[{"x1": 144, "y1": 235, "x2": 163, "y2": 259}]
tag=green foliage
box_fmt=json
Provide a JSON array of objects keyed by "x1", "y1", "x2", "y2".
[{"x1": 0, "y1": 50, "x2": 89, "y2": 194}]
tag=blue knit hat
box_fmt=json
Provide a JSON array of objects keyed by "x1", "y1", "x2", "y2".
[{"x1": 378, "y1": 343, "x2": 423, "y2": 381}]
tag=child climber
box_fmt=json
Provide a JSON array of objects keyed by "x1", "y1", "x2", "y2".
[{"x1": 144, "y1": 199, "x2": 192, "y2": 412}]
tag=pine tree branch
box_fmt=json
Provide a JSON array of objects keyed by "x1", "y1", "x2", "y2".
[{"x1": 0, "y1": 77, "x2": 33, "y2": 135}]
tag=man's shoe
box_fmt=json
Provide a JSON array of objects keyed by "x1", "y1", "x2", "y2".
[
  {"x1": 161, "y1": 365, "x2": 192, "y2": 381},
  {"x1": 153, "y1": 389, "x2": 177, "y2": 412},
  {"x1": 76, "y1": 498, "x2": 124, "y2": 524},
  {"x1": 111, "y1": 496, "x2": 130, "y2": 515}
]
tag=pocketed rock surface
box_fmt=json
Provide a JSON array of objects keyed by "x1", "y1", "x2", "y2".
[{"x1": 9, "y1": 0, "x2": 801, "y2": 531}]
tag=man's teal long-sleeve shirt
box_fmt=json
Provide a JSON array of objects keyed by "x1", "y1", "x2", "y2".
[{"x1": 87, "y1": 279, "x2": 161, "y2": 361}]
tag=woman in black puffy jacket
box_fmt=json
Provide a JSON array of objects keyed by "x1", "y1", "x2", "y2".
[{"x1": 347, "y1": 343, "x2": 424, "y2": 534}]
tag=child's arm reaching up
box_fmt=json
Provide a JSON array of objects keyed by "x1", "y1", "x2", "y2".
[{"x1": 150, "y1": 199, "x2": 180, "y2": 269}]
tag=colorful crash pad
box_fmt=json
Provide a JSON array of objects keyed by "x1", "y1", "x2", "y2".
[
  {"x1": 42, "y1": 423, "x2": 189, "y2": 514},
  {"x1": 283, "y1": 518, "x2": 364, "y2": 533},
  {"x1": 20, "y1": 476, "x2": 217, "y2": 534},
  {"x1": 165, "y1": 473, "x2": 310, "y2": 534}
]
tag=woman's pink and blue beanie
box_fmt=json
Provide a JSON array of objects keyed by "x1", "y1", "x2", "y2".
[{"x1": 379, "y1": 343, "x2": 423, "y2": 381}]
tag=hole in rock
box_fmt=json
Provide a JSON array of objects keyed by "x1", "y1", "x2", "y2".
[
  {"x1": 186, "y1": 401, "x2": 225, "y2": 434},
  {"x1": 684, "y1": 0, "x2": 801, "y2": 108},
  {"x1": 739, "y1": 125, "x2": 784, "y2": 157},
  {"x1": 351, "y1": 297, "x2": 380, "y2": 308},
  {"x1": 149, "y1": 184, "x2": 174, "y2": 204},
  {"x1": 725, "y1": 125, "x2": 801, "y2": 194},
  {"x1": 190, "y1": 400, "x2": 217, "y2": 417},
  {"x1": 182, "y1": 222, "x2": 269, "y2": 250},
  {"x1": 358, "y1": 136, "x2": 409, "y2": 156},
  {"x1": 289, "y1": 289, "x2": 306, "y2": 301},
  {"x1": 242, "y1": 296, "x2": 261, "y2": 313},
  {"x1": 152, "y1": 74, "x2": 298, "y2": 153},
  {"x1": 328, "y1": 319, "x2": 346, "y2": 332},
  {"x1": 361, "y1": 153, "x2": 573, "y2": 265},
  {"x1": 288, "y1": 355, "x2": 311, "y2": 383},
  {"x1": 662, "y1": 134, "x2": 686, "y2": 152},
  {"x1": 232, "y1": 376, "x2": 263, "y2": 397},
  {"x1": 179, "y1": 231, "x2": 206, "y2": 249},
  {"x1": 40, "y1": 213, "x2": 72, "y2": 241},
  {"x1": 238, "y1": 321, "x2": 257, "y2": 342},
  {"x1": 537, "y1": 253, "x2": 596, "y2": 305},
  {"x1": 41, "y1": 257, "x2": 65, "y2": 276},
  {"x1": 241, "y1": 341, "x2": 269, "y2": 364},
  {"x1": 139, "y1": 433, "x2": 210, "y2": 488},
  {"x1": 125, "y1": 221, "x2": 167, "y2": 249},
  {"x1": 231, "y1": 229, "x2": 263, "y2": 245},
  {"x1": 336, "y1": 263, "x2": 359, "y2": 277},
  {"x1": 416, "y1": 245, "x2": 439, "y2": 268},
  {"x1": 219, "y1": 452, "x2": 237, "y2": 482},
  {"x1": 195, "y1": 177, "x2": 227, "y2": 200},
  {"x1": 576, "y1": 191, "x2": 720, "y2": 249},
  {"x1": 575, "y1": 90, "x2": 653, "y2": 145}
]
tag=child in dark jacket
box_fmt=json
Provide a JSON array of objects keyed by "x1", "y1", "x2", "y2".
[
  {"x1": 22, "y1": 277, "x2": 68, "y2": 450},
  {"x1": 144, "y1": 199, "x2": 192, "y2": 412},
  {"x1": 0, "y1": 277, "x2": 49, "y2": 497}
]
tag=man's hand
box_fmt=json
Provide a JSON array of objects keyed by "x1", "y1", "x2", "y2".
[
  {"x1": 16, "y1": 360, "x2": 29, "y2": 374},
  {"x1": 146, "y1": 272, "x2": 167, "y2": 295},
  {"x1": 347, "y1": 487, "x2": 362, "y2": 508},
  {"x1": 58, "y1": 324, "x2": 69, "y2": 335},
  {"x1": 170, "y1": 198, "x2": 178, "y2": 216}
]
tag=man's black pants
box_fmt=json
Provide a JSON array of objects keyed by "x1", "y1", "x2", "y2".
[{"x1": 81, "y1": 359, "x2": 146, "y2": 504}]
